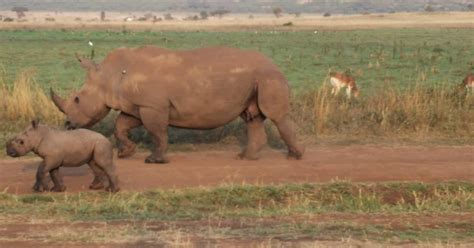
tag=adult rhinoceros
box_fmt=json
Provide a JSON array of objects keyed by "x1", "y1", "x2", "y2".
[{"x1": 51, "y1": 46, "x2": 304, "y2": 163}]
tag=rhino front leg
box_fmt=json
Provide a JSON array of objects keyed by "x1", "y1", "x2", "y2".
[
  {"x1": 139, "y1": 107, "x2": 169, "y2": 164},
  {"x1": 32, "y1": 162, "x2": 46, "y2": 192},
  {"x1": 33, "y1": 160, "x2": 60, "y2": 192},
  {"x1": 50, "y1": 168, "x2": 66, "y2": 192},
  {"x1": 115, "y1": 112, "x2": 142, "y2": 158}
]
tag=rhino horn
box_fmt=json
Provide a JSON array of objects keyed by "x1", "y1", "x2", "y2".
[
  {"x1": 50, "y1": 88, "x2": 65, "y2": 113},
  {"x1": 75, "y1": 52, "x2": 97, "y2": 71}
]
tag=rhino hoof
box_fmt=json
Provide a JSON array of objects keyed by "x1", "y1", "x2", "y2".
[
  {"x1": 51, "y1": 185, "x2": 67, "y2": 192},
  {"x1": 145, "y1": 155, "x2": 169, "y2": 164},
  {"x1": 89, "y1": 182, "x2": 105, "y2": 190},
  {"x1": 287, "y1": 147, "x2": 305, "y2": 160},
  {"x1": 106, "y1": 186, "x2": 120, "y2": 193},
  {"x1": 236, "y1": 152, "x2": 259, "y2": 160},
  {"x1": 32, "y1": 184, "x2": 42, "y2": 193},
  {"x1": 33, "y1": 183, "x2": 49, "y2": 193},
  {"x1": 118, "y1": 144, "x2": 137, "y2": 158}
]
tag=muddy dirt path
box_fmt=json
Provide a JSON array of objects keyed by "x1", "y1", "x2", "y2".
[{"x1": 0, "y1": 146, "x2": 473, "y2": 194}]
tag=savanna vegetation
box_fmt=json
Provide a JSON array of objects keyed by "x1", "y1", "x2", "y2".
[
  {"x1": 1, "y1": 181, "x2": 474, "y2": 245},
  {"x1": 0, "y1": 28, "x2": 473, "y2": 246},
  {"x1": 0, "y1": 29, "x2": 473, "y2": 152}
]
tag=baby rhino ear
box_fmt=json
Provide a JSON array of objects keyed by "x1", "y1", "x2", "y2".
[{"x1": 31, "y1": 119, "x2": 40, "y2": 129}]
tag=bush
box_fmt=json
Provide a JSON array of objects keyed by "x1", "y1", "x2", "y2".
[
  {"x1": 425, "y1": 5, "x2": 435, "y2": 12},
  {"x1": 200, "y1": 11, "x2": 208, "y2": 20},
  {"x1": 210, "y1": 10, "x2": 230, "y2": 18},
  {"x1": 323, "y1": 12, "x2": 331, "y2": 17},
  {"x1": 164, "y1": 13, "x2": 174, "y2": 20},
  {"x1": 272, "y1": 7, "x2": 283, "y2": 18}
]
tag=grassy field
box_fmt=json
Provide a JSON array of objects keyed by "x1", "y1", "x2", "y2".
[
  {"x1": 0, "y1": 28, "x2": 473, "y2": 246},
  {"x1": 1, "y1": 28, "x2": 473, "y2": 91},
  {"x1": 0, "y1": 28, "x2": 473, "y2": 149},
  {"x1": 1, "y1": 181, "x2": 473, "y2": 245}
]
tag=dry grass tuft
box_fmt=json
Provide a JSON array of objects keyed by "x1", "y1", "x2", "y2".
[
  {"x1": 293, "y1": 81, "x2": 474, "y2": 140},
  {"x1": 0, "y1": 71, "x2": 472, "y2": 145},
  {"x1": 0, "y1": 70, "x2": 63, "y2": 125}
]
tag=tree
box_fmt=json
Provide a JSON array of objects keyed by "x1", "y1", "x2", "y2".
[
  {"x1": 272, "y1": 7, "x2": 283, "y2": 18},
  {"x1": 11, "y1": 7, "x2": 28, "y2": 19},
  {"x1": 468, "y1": 4, "x2": 473, "y2": 11},
  {"x1": 200, "y1": 11, "x2": 208, "y2": 20},
  {"x1": 100, "y1": 11, "x2": 106, "y2": 21},
  {"x1": 425, "y1": 5, "x2": 435, "y2": 12},
  {"x1": 164, "y1": 13, "x2": 174, "y2": 20},
  {"x1": 210, "y1": 10, "x2": 230, "y2": 19}
]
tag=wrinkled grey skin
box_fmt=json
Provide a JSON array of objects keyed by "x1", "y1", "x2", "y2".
[
  {"x1": 51, "y1": 46, "x2": 304, "y2": 163},
  {"x1": 6, "y1": 120, "x2": 119, "y2": 192}
]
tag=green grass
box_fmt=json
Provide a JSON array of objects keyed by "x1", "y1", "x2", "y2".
[
  {"x1": 223, "y1": 222, "x2": 474, "y2": 243},
  {"x1": 1, "y1": 182, "x2": 473, "y2": 221},
  {"x1": 0, "y1": 29, "x2": 473, "y2": 92}
]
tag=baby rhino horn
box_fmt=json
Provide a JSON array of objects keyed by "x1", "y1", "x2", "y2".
[{"x1": 50, "y1": 88, "x2": 65, "y2": 113}]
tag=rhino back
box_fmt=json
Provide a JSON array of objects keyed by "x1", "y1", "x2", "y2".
[
  {"x1": 37, "y1": 129, "x2": 109, "y2": 166},
  {"x1": 100, "y1": 46, "x2": 287, "y2": 128}
]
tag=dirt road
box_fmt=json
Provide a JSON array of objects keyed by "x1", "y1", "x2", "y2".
[{"x1": 0, "y1": 145, "x2": 473, "y2": 194}]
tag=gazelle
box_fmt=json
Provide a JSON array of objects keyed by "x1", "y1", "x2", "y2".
[
  {"x1": 460, "y1": 73, "x2": 474, "y2": 92},
  {"x1": 329, "y1": 72, "x2": 360, "y2": 98}
]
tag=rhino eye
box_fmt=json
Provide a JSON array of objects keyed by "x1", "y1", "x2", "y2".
[
  {"x1": 74, "y1": 96, "x2": 80, "y2": 104},
  {"x1": 19, "y1": 140, "x2": 24, "y2": 145}
]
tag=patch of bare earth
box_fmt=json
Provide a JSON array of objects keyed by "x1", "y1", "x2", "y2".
[
  {"x1": 0, "y1": 145, "x2": 473, "y2": 194},
  {"x1": 0, "y1": 12, "x2": 473, "y2": 31},
  {"x1": 0, "y1": 213, "x2": 473, "y2": 247}
]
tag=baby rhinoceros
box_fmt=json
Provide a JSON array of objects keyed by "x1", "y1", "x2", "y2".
[{"x1": 6, "y1": 120, "x2": 119, "y2": 192}]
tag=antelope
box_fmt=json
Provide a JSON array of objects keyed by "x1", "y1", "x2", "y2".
[
  {"x1": 460, "y1": 73, "x2": 474, "y2": 92},
  {"x1": 329, "y1": 72, "x2": 360, "y2": 98}
]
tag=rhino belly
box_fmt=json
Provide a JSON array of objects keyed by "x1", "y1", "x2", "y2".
[{"x1": 167, "y1": 77, "x2": 254, "y2": 129}]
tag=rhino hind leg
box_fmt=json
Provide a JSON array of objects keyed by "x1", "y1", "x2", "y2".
[
  {"x1": 238, "y1": 114, "x2": 267, "y2": 160},
  {"x1": 92, "y1": 143, "x2": 120, "y2": 192},
  {"x1": 256, "y1": 73, "x2": 305, "y2": 160},
  {"x1": 88, "y1": 161, "x2": 106, "y2": 190},
  {"x1": 272, "y1": 116, "x2": 305, "y2": 160},
  {"x1": 115, "y1": 113, "x2": 142, "y2": 158}
]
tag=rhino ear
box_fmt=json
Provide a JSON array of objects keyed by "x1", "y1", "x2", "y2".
[
  {"x1": 31, "y1": 119, "x2": 40, "y2": 129},
  {"x1": 75, "y1": 52, "x2": 98, "y2": 71}
]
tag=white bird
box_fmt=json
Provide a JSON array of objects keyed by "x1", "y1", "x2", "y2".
[{"x1": 88, "y1": 41, "x2": 94, "y2": 47}]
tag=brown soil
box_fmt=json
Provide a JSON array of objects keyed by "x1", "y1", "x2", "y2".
[
  {"x1": 0, "y1": 145, "x2": 473, "y2": 194},
  {"x1": 0, "y1": 11, "x2": 473, "y2": 31}
]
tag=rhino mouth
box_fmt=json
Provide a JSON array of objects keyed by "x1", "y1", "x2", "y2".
[
  {"x1": 6, "y1": 147, "x2": 18, "y2": 157},
  {"x1": 65, "y1": 121, "x2": 78, "y2": 130}
]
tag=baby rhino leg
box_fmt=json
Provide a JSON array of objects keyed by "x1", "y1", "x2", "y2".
[
  {"x1": 50, "y1": 168, "x2": 66, "y2": 192},
  {"x1": 33, "y1": 162, "x2": 48, "y2": 192},
  {"x1": 33, "y1": 160, "x2": 61, "y2": 192},
  {"x1": 88, "y1": 161, "x2": 106, "y2": 190},
  {"x1": 92, "y1": 141, "x2": 120, "y2": 192}
]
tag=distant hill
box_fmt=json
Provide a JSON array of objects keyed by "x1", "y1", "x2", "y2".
[{"x1": 0, "y1": 0, "x2": 472, "y2": 14}]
